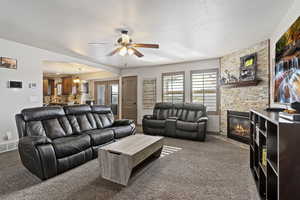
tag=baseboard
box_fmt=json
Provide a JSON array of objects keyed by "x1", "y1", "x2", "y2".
[
  {"x1": 207, "y1": 131, "x2": 220, "y2": 135},
  {"x1": 0, "y1": 140, "x2": 18, "y2": 153}
]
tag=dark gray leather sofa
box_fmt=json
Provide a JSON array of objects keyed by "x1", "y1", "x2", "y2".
[
  {"x1": 15, "y1": 104, "x2": 135, "y2": 180},
  {"x1": 143, "y1": 103, "x2": 208, "y2": 141}
]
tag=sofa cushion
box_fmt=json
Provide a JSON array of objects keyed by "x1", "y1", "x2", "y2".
[
  {"x1": 178, "y1": 103, "x2": 206, "y2": 122},
  {"x1": 42, "y1": 118, "x2": 67, "y2": 139},
  {"x1": 52, "y1": 134, "x2": 91, "y2": 158},
  {"x1": 64, "y1": 105, "x2": 97, "y2": 133},
  {"x1": 111, "y1": 125, "x2": 133, "y2": 139},
  {"x1": 22, "y1": 106, "x2": 65, "y2": 121},
  {"x1": 25, "y1": 121, "x2": 46, "y2": 137},
  {"x1": 153, "y1": 103, "x2": 173, "y2": 119},
  {"x1": 84, "y1": 129, "x2": 114, "y2": 146},
  {"x1": 92, "y1": 105, "x2": 114, "y2": 128},
  {"x1": 64, "y1": 105, "x2": 91, "y2": 115},
  {"x1": 176, "y1": 120, "x2": 198, "y2": 131},
  {"x1": 144, "y1": 119, "x2": 165, "y2": 128}
]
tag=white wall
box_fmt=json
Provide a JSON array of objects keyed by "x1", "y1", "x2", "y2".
[
  {"x1": 0, "y1": 38, "x2": 119, "y2": 146},
  {"x1": 270, "y1": 0, "x2": 299, "y2": 106},
  {"x1": 121, "y1": 59, "x2": 220, "y2": 133}
]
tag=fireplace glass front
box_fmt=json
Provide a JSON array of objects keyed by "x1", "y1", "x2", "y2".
[{"x1": 227, "y1": 110, "x2": 250, "y2": 144}]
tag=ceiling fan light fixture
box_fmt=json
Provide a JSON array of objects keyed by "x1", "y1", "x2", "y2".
[
  {"x1": 127, "y1": 48, "x2": 134, "y2": 56},
  {"x1": 119, "y1": 46, "x2": 127, "y2": 56}
]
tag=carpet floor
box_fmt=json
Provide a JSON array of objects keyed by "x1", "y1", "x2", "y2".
[{"x1": 0, "y1": 136, "x2": 259, "y2": 200}]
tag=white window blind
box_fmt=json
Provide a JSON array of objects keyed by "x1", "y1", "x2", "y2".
[
  {"x1": 191, "y1": 69, "x2": 218, "y2": 113},
  {"x1": 162, "y1": 72, "x2": 185, "y2": 103},
  {"x1": 143, "y1": 79, "x2": 156, "y2": 109}
]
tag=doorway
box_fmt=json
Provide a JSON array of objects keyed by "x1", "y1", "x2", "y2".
[
  {"x1": 122, "y1": 76, "x2": 137, "y2": 122},
  {"x1": 94, "y1": 80, "x2": 119, "y2": 118}
]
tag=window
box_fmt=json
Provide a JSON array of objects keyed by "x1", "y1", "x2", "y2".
[
  {"x1": 191, "y1": 69, "x2": 219, "y2": 114},
  {"x1": 143, "y1": 79, "x2": 156, "y2": 109},
  {"x1": 162, "y1": 71, "x2": 185, "y2": 103},
  {"x1": 110, "y1": 84, "x2": 119, "y2": 105}
]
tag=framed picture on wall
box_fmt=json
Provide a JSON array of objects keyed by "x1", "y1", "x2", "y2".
[
  {"x1": 274, "y1": 16, "x2": 300, "y2": 103},
  {"x1": 239, "y1": 53, "x2": 257, "y2": 81},
  {"x1": 0, "y1": 57, "x2": 17, "y2": 69}
]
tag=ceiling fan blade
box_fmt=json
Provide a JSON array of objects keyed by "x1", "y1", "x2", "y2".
[
  {"x1": 107, "y1": 47, "x2": 122, "y2": 56},
  {"x1": 88, "y1": 42, "x2": 109, "y2": 45},
  {"x1": 131, "y1": 48, "x2": 144, "y2": 57},
  {"x1": 131, "y1": 43, "x2": 159, "y2": 48}
]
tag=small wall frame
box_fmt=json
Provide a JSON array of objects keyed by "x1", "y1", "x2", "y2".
[{"x1": 239, "y1": 53, "x2": 257, "y2": 81}]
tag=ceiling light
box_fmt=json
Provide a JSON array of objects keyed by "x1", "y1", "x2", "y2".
[
  {"x1": 73, "y1": 77, "x2": 80, "y2": 83},
  {"x1": 119, "y1": 46, "x2": 127, "y2": 56},
  {"x1": 127, "y1": 48, "x2": 134, "y2": 56}
]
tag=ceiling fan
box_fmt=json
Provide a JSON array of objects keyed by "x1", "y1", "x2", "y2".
[{"x1": 89, "y1": 30, "x2": 159, "y2": 58}]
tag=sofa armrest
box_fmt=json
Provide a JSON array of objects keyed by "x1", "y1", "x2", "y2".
[
  {"x1": 197, "y1": 117, "x2": 208, "y2": 141},
  {"x1": 113, "y1": 119, "x2": 134, "y2": 126},
  {"x1": 20, "y1": 136, "x2": 52, "y2": 146},
  {"x1": 197, "y1": 116, "x2": 208, "y2": 123},
  {"x1": 143, "y1": 115, "x2": 154, "y2": 120},
  {"x1": 18, "y1": 136, "x2": 57, "y2": 180}
]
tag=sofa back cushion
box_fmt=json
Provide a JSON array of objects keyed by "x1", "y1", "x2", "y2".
[
  {"x1": 64, "y1": 105, "x2": 97, "y2": 133},
  {"x1": 91, "y1": 105, "x2": 114, "y2": 128},
  {"x1": 21, "y1": 106, "x2": 72, "y2": 139},
  {"x1": 178, "y1": 103, "x2": 206, "y2": 122},
  {"x1": 153, "y1": 103, "x2": 174, "y2": 120},
  {"x1": 172, "y1": 103, "x2": 184, "y2": 118}
]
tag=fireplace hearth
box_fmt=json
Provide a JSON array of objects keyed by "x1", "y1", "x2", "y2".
[{"x1": 227, "y1": 110, "x2": 250, "y2": 144}]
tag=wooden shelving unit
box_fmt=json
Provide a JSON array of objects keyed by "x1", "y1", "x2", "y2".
[{"x1": 250, "y1": 109, "x2": 300, "y2": 199}]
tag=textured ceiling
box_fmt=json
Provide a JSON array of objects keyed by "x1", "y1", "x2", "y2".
[{"x1": 0, "y1": 0, "x2": 294, "y2": 68}]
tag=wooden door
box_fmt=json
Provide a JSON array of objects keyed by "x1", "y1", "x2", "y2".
[
  {"x1": 122, "y1": 76, "x2": 137, "y2": 122},
  {"x1": 43, "y1": 79, "x2": 49, "y2": 96},
  {"x1": 48, "y1": 79, "x2": 55, "y2": 95},
  {"x1": 62, "y1": 77, "x2": 73, "y2": 95}
]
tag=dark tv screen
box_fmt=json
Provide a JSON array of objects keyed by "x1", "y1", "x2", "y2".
[{"x1": 275, "y1": 16, "x2": 300, "y2": 103}]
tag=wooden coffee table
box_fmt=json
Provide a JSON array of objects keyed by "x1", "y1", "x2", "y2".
[{"x1": 98, "y1": 134, "x2": 164, "y2": 186}]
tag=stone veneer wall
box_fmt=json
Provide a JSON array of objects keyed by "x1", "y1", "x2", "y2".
[{"x1": 220, "y1": 40, "x2": 270, "y2": 135}]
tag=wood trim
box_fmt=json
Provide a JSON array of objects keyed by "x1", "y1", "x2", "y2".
[
  {"x1": 190, "y1": 68, "x2": 220, "y2": 115},
  {"x1": 161, "y1": 71, "x2": 185, "y2": 103},
  {"x1": 268, "y1": 39, "x2": 271, "y2": 106}
]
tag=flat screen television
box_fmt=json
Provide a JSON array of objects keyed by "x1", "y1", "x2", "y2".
[{"x1": 274, "y1": 16, "x2": 300, "y2": 103}]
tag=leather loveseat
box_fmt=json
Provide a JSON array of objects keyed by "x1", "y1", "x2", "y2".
[
  {"x1": 143, "y1": 103, "x2": 208, "y2": 141},
  {"x1": 15, "y1": 104, "x2": 135, "y2": 180}
]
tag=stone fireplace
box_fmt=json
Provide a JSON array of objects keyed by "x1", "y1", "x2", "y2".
[
  {"x1": 227, "y1": 111, "x2": 250, "y2": 144},
  {"x1": 220, "y1": 40, "x2": 270, "y2": 136}
]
